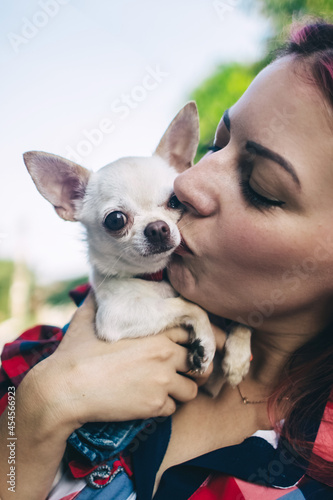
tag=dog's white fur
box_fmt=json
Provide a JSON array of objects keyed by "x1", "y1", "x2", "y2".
[{"x1": 24, "y1": 102, "x2": 251, "y2": 380}]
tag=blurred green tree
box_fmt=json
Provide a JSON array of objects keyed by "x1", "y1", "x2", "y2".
[
  {"x1": 0, "y1": 261, "x2": 14, "y2": 322},
  {"x1": 192, "y1": 58, "x2": 270, "y2": 161},
  {"x1": 192, "y1": 0, "x2": 333, "y2": 160},
  {"x1": 44, "y1": 275, "x2": 89, "y2": 306},
  {"x1": 258, "y1": 0, "x2": 333, "y2": 31}
]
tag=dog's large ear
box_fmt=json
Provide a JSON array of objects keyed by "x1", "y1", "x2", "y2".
[
  {"x1": 23, "y1": 151, "x2": 91, "y2": 221},
  {"x1": 154, "y1": 101, "x2": 199, "y2": 172}
]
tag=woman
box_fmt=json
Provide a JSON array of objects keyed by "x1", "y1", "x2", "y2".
[{"x1": 0, "y1": 20, "x2": 332, "y2": 499}]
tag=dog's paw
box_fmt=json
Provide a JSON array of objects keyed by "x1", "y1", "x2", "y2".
[
  {"x1": 187, "y1": 338, "x2": 206, "y2": 373},
  {"x1": 187, "y1": 332, "x2": 216, "y2": 374},
  {"x1": 222, "y1": 325, "x2": 252, "y2": 387}
]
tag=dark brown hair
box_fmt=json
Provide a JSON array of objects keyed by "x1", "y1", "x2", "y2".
[{"x1": 269, "y1": 20, "x2": 333, "y2": 486}]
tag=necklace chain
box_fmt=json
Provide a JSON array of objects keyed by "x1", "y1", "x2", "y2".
[{"x1": 236, "y1": 384, "x2": 269, "y2": 405}]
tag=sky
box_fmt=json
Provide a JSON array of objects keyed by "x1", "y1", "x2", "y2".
[{"x1": 0, "y1": 0, "x2": 270, "y2": 284}]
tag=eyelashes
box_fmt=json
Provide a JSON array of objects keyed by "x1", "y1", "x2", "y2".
[
  {"x1": 239, "y1": 178, "x2": 285, "y2": 210},
  {"x1": 206, "y1": 143, "x2": 285, "y2": 210},
  {"x1": 206, "y1": 144, "x2": 222, "y2": 153}
]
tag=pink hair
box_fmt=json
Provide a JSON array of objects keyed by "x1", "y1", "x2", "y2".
[{"x1": 280, "y1": 21, "x2": 333, "y2": 106}]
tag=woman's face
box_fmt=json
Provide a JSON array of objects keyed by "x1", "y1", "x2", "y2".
[{"x1": 168, "y1": 57, "x2": 333, "y2": 332}]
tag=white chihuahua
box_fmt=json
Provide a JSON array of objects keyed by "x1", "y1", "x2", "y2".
[{"x1": 24, "y1": 102, "x2": 251, "y2": 382}]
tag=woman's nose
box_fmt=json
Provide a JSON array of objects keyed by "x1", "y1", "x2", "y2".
[{"x1": 173, "y1": 159, "x2": 218, "y2": 217}]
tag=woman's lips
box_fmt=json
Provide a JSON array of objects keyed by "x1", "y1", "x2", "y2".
[{"x1": 174, "y1": 235, "x2": 194, "y2": 256}]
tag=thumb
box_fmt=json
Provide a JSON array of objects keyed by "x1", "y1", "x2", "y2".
[{"x1": 61, "y1": 291, "x2": 97, "y2": 343}]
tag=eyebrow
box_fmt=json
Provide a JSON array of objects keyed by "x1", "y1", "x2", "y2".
[
  {"x1": 222, "y1": 110, "x2": 301, "y2": 188},
  {"x1": 245, "y1": 141, "x2": 301, "y2": 188}
]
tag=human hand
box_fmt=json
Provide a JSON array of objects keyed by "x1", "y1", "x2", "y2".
[{"x1": 33, "y1": 292, "x2": 199, "y2": 432}]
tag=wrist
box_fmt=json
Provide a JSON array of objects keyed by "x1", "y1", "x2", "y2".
[
  {"x1": 0, "y1": 359, "x2": 76, "y2": 500},
  {"x1": 17, "y1": 357, "x2": 79, "y2": 441}
]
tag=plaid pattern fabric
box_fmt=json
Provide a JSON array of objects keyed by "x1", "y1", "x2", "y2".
[
  {"x1": 187, "y1": 473, "x2": 333, "y2": 499},
  {"x1": 0, "y1": 282, "x2": 332, "y2": 499},
  {"x1": 0, "y1": 323, "x2": 65, "y2": 415}
]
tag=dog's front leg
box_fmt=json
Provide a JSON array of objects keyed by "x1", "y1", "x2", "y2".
[
  {"x1": 221, "y1": 325, "x2": 252, "y2": 387},
  {"x1": 158, "y1": 296, "x2": 217, "y2": 373},
  {"x1": 94, "y1": 281, "x2": 216, "y2": 373}
]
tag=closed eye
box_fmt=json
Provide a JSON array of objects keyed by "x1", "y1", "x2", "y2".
[
  {"x1": 240, "y1": 178, "x2": 285, "y2": 210},
  {"x1": 205, "y1": 145, "x2": 286, "y2": 210}
]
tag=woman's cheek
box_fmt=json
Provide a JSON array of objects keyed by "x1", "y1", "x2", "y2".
[{"x1": 216, "y1": 214, "x2": 296, "y2": 276}]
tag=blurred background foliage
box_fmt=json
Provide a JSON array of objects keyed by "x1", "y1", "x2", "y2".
[
  {"x1": 0, "y1": 261, "x2": 14, "y2": 322},
  {"x1": 1, "y1": 0, "x2": 333, "y2": 336},
  {"x1": 45, "y1": 275, "x2": 89, "y2": 306},
  {"x1": 192, "y1": 59, "x2": 269, "y2": 159},
  {"x1": 193, "y1": 0, "x2": 333, "y2": 161},
  {"x1": 260, "y1": 0, "x2": 333, "y2": 30}
]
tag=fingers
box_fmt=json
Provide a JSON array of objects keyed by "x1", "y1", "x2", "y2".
[
  {"x1": 163, "y1": 326, "x2": 191, "y2": 345},
  {"x1": 150, "y1": 374, "x2": 198, "y2": 417},
  {"x1": 158, "y1": 397, "x2": 177, "y2": 416},
  {"x1": 169, "y1": 373, "x2": 198, "y2": 403},
  {"x1": 170, "y1": 339, "x2": 214, "y2": 389},
  {"x1": 153, "y1": 336, "x2": 204, "y2": 395},
  {"x1": 163, "y1": 327, "x2": 218, "y2": 385},
  {"x1": 186, "y1": 362, "x2": 214, "y2": 386},
  {"x1": 164, "y1": 341, "x2": 192, "y2": 373}
]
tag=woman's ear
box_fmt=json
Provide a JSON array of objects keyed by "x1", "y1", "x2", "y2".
[
  {"x1": 154, "y1": 101, "x2": 200, "y2": 173},
  {"x1": 23, "y1": 151, "x2": 91, "y2": 221}
]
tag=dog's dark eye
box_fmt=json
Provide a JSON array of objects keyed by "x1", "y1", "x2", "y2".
[
  {"x1": 104, "y1": 211, "x2": 127, "y2": 231},
  {"x1": 168, "y1": 194, "x2": 181, "y2": 209}
]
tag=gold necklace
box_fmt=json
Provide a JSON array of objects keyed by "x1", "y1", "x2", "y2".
[{"x1": 236, "y1": 384, "x2": 269, "y2": 405}]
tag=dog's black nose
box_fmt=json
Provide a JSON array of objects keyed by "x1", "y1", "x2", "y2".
[{"x1": 144, "y1": 220, "x2": 170, "y2": 244}]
